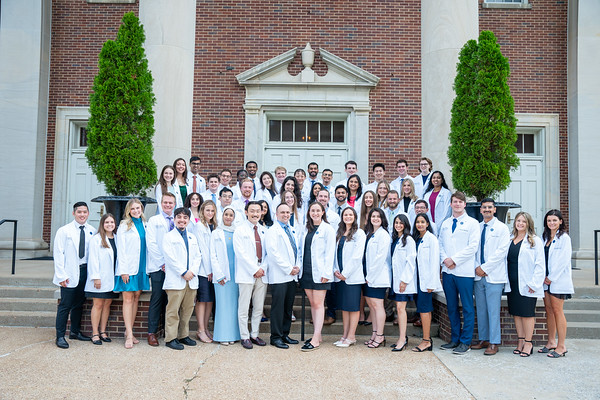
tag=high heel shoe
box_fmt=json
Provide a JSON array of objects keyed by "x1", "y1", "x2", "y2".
[
  {"x1": 196, "y1": 331, "x2": 212, "y2": 343},
  {"x1": 411, "y1": 338, "x2": 432, "y2": 352},
  {"x1": 392, "y1": 340, "x2": 407, "y2": 352},
  {"x1": 520, "y1": 340, "x2": 534, "y2": 357},
  {"x1": 368, "y1": 334, "x2": 386, "y2": 348},
  {"x1": 513, "y1": 337, "x2": 525, "y2": 355},
  {"x1": 390, "y1": 336, "x2": 408, "y2": 349},
  {"x1": 364, "y1": 331, "x2": 376, "y2": 346}
]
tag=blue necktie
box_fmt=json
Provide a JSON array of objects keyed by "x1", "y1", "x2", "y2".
[
  {"x1": 283, "y1": 225, "x2": 297, "y2": 261},
  {"x1": 212, "y1": 193, "x2": 217, "y2": 204},
  {"x1": 451, "y1": 218, "x2": 457, "y2": 233},
  {"x1": 167, "y1": 216, "x2": 174, "y2": 231},
  {"x1": 480, "y1": 224, "x2": 487, "y2": 264}
]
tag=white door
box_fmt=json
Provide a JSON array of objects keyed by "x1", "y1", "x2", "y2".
[
  {"x1": 497, "y1": 130, "x2": 544, "y2": 233},
  {"x1": 264, "y1": 147, "x2": 348, "y2": 183},
  {"x1": 66, "y1": 121, "x2": 106, "y2": 228}
]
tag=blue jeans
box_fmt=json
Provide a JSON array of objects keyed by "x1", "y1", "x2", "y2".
[
  {"x1": 442, "y1": 272, "x2": 474, "y2": 345},
  {"x1": 474, "y1": 278, "x2": 504, "y2": 344}
]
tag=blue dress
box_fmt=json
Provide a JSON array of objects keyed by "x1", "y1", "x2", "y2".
[
  {"x1": 212, "y1": 230, "x2": 241, "y2": 342},
  {"x1": 113, "y1": 217, "x2": 150, "y2": 292}
]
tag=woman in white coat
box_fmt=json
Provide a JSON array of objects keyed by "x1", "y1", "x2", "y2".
[
  {"x1": 173, "y1": 157, "x2": 190, "y2": 205},
  {"x1": 362, "y1": 208, "x2": 392, "y2": 349},
  {"x1": 190, "y1": 200, "x2": 217, "y2": 343},
  {"x1": 333, "y1": 207, "x2": 366, "y2": 347},
  {"x1": 254, "y1": 171, "x2": 278, "y2": 210},
  {"x1": 422, "y1": 171, "x2": 451, "y2": 226},
  {"x1": 155, "y1": 165, "x2": 183, "y2": 212},
  {"x1": 389, "y1": 214, "x2": 416, "y2": 352},
  {"x1": 210, "y1": 206, "x2": 241, "y2": 345},
  {"x1": 299, "y1": 202, "x2": 336, "y2": 351},
  {"x1": 411, "y1": 213, "x2": 442, "y2": 352},
  {"x1": 539, "y1": 209, "x2": 574, "y2": 358},
  {"x1": 399, "y1": 179, "x2": 417, "y2": 217},
  {"x1": 506, "y1": 212, "x2": 545, "y2": 357},
  {"x1": 114, "y1": 198, "x2": 150, "y2": 349},
  {"x1": 84, "y1": 213, "x2": 118, "y2": 345}
]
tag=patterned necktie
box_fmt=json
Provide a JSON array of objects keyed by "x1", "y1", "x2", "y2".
[
  {"x1": 79, "y1": 226, "x2": 85, "y2": 259},
  {"x1": 480, "y1": 224, "x2": 487, "y2": 264},
  {"x1": 452, "y1": 218, "x2": 458, "y2": 233},
  {"x1": 167, "y1": 216, "x2": 174, "y2": 231},
  {"x1": 254, "y1": 225, "x2": 262, "y2": 262},
  {"x1": 283, "y1": 224, "x2": 297, "y2": 261}
]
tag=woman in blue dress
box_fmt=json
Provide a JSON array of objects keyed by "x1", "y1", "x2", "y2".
[
  {"x1": 210, "y1": 206, "x2": 240, "y2": 344},
  {"x1": 114, "y1": 198, "x2": 150, "y2": 349}
]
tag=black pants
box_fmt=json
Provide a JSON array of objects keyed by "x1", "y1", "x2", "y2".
[
  {"x1": 148, "y1": 270, "x2": 167, "y2": 334},
  {"x1": 325, "y1": 284, "x2": 337, "y2": 319},
  {"x1": 55, "y1": 265, "x2": 87, "y2": 338},
  {"x1": 270, "y1": 281, "x2": 296, "y2": 340}
]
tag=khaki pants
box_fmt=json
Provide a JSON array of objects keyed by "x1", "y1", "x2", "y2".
[
  {"x1": 165, "y1": 282, "x2": 196, "y2": 342},
  {"x1": 238, "y1": 279, "x2": 267, "y2": 340}
]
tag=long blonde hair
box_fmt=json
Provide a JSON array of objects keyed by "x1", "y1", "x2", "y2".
[
  {"x1": 199, "y1": 200, "x2": 218, "y2": 229},
  {"x1": 401, "y1": 179, "x2": 418, "y2": 202},
  {"x1": 121, "y1": 198, "x2": 146, "y2": 230},
  {"x1": 512, "y1": 211, "x2": 537, "y2": 247},
  {"x1": 376, "y1": 180, "x2": 390, "y2": 208}
]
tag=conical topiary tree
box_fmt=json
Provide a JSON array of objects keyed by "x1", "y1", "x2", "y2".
[
  {"x1": 448, "y1": 30, "x2": 519, "y2": 201},
  {"x1": 86, "y1": 12, "x2": 156, "y2": 196}
]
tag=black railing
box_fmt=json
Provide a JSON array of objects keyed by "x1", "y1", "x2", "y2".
[
  {"x1": 0, "y1": 219, "x2": 18, "y2": 275},
  {"x1": 595, "y1": 230, "x2": 599, "y2": 286}
]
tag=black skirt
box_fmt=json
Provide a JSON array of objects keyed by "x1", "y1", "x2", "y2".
[
  {"x1": 197, "y1": 276, "x2": 215, "y2": 302},
  {"x1": 85, "y1": 291, "x2": 118, "y2": 299}
]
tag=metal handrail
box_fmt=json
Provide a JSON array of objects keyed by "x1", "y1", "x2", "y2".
[
  {"x1": 0, "y1": 219, "x2": 18, "y2": 275},
  {"x1": 595, "y1": 230, "x2": 599, "y2": 286}
]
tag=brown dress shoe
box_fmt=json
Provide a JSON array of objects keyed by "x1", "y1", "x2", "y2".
[
  {"x1": 323, "y1": 316, "x2": 336, "y2": 325},
  {"x1": 147, "y1": 333, "x2": 159, "y2": 347},
  {"x1": 484, "y1": 344, "x2": 498, "y2": 355},
  {"x1": 471, "y1": 340, "x2": 490, "y2": 350}
]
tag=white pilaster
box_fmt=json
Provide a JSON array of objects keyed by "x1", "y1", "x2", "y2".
[{"x1": 421, "y1": 0, "x2": 478, "y2": 180}]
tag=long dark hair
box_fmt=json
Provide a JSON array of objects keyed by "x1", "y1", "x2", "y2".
[
  {"x1": 280, "y1": 176, "x2": 303, "y2": 207},
  {"x1": 98, "y1": 213, "x2": 117, "y2": 249},
  {"x1": 346, "y1": 174, "x2": 363, "y2": 202},
  {"x1": 392, "y1": 214, "x2": 411, "y2": 247},
  {"x1": 364, "y1": 207, "x2": 388, "y2": 236},
  {"x1": 184, "y1": 192, "x2": 203, "y2": 210},
  {"x1": 259, "y1": 171, "x2": 277, "y2": 198},
  {"x1": 542, "y1": 209, "x2": 567, "y2": 243},
  {"x1": 424, "y1": 170, "x2": 449, "y2": 194},
  {"x1": 412, "y1": 212, "x2": 434, "y2": 240},
  {"x1": 336, "y1": 207, "x2": 358, "y2": 243},
  {"x1": 157, "y1": 165, "x2": 175, "y2": 195},
  {"x1": 306, "y1": 202, "x2": 328, "y2": 232},
  {"x1": 257, "y1": 200, "x2": 274, "y2": 227},
  {"x1": 173, "y1": 157, "x2": 188, "y2": 180},
  {"x1": 360, "y1": 190, "x2": 377, "y2": 229},
  {"x1": 309, "y1": 182, "x2": 324, "y2": 205}
]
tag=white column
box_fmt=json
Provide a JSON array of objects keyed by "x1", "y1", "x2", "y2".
[
  {"x1": 0, "y1": 0, "x2": 51, "y2": 257},
  {"x1": 421, "y1": 0, "x2": 478, "y2": 181},
  {"x1": 568, "y1": 0, "x2": 600, "y2": 260},
  {"x1": 139, "y1": 0, "x2": 196, "y2": 170}
]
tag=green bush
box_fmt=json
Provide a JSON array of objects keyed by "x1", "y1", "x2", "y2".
[
  {"x1": 448, "y1": 30, "x2": 519, "y2": 201},
  {"x1": 86, "y1": 12, "x2": 157, "y2": 196}
]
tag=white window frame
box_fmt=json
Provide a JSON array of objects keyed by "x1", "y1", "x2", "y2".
[{"x1": 483, "y1": 0, "x2": 532, "y2": 9}]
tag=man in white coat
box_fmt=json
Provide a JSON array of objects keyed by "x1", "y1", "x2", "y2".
[
  {"x1": 390, "y1": 159, "x2": 413, "y2": 193},
  {"x1": 438, "y1": 192, "x2": 480, "y2": 355},
  {"x1": 188, "y1": 156, "x2": 206, "y2": 194},
  {"x1": 364, "y1": 162, "x2": 386, "y2": 193},
  {"x1": 145, "y1": 192, "x2": 176, "y2": 347},
  {"x1": 264, "y1": 204, "x2": 301, "y2": 349},
  {"x1": 472, "y1": 198, "x2": 510, "y2": 356},
  {"x1": 53, "y1": 201, "x2": 96, "y2": 348},
  {"x1": 201, "y1": 174, "x2": 221, "y2": 204},
  {"x1": 233, "y1": 201, "x2": 268, "y2": 349},
  {"x1": 162, "y1": 207, "x2": 201, "y2": 350},
  {"x1": 232, "y1": 179, "x2": 255, "y2": 226}
]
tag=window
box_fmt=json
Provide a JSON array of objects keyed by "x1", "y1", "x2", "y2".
[
  {"x1": 482, "y1": 0, "x2": 531, "y2": 9},
  {"x1": 515, "y1": 133, "x2": 535, "y2": 154},
  {"x1": 268, "y1": 120, "x2": 345, "y2": 143}
]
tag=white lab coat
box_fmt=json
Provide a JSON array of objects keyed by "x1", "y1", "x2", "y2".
[
  {"x1": 399, "y1": 197, "x2": 416, "y2": 218},
  {"x1": 146, "y1": 214, "x2": 170, "y2": 274},
  {"x1": 475, "y1": 217, "x2": 510, "y2": 284},
  {"x1": 439, "y1": 213, "x2": 480, "y2": 278},
  {"x1": 298, "y1": 222, "x2": 336, "y2": 283},
  {"x1": 384, "y1": 207, "x2": 409, "y2": 235},
  {"x1": 326, "y1": 208, "x2": 341, "y2": 230},
  {"x1": 233, "y1": 220, "x2": 268, "y2": 285},
  {"x1": 188, "y1": 221, "x2": 212, "y2": 277},
  {"x1": 423, "y1": 187, "x2": 452, "y2": 225},
  {"x1": 413, "y1": 173, "x2": 431, "y2": 198},
  {"x1": 409, "y1": 210, "x2": 438, "y2": 236},
  {"x1": 545, "y1": 233, "x2": 574, "y2": 294},
  {"x1": 391, "y1": 235, "x2": 417, "y2": 295},
  {"x1": 364, "y1": 227, "x2": 392, "y2": 288},
  {"x1": 115, "y1": 220, "x2": 147, "y2": 277},
  {"x1": 210, "y1": 228, "x2": 233, "y2": 283},
  {"x1": 53, "y1": 220, "x2": 96, "y2": 287},
  {"x1": 264, "y1": 222, "x2": 300, "y2": 284},
  {"x1": 333, "y1": 229, "x2": 366, "y2": 285},
  {"x1": 415, "y1": 231, "x2": 443, "y2": 292},
  {"x1": 187, "y1": 171, "x2": 206, "y2": 194},
  {"x1": 200, "y1": 190, "x2": 220, "y2": 204},
  {"x1": 84, "y1": 233, "x2": 115, "y2": 293},
  {"x1": 162, "y1": 228, "x2": 201, "y2": 290},
  {"x1": 390, "y1": 175, "x2": 413, "y2": 193},
  {"x1": 506, "y1": 235, "x2": 545, "y2": 298}
]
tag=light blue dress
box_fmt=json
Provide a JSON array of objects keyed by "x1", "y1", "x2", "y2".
[
  {"x1": 212, "y1": 230, "x2": 240, "y2": 342},
  {"x1": 113, "y1": 217, "x2": 150, "y2": 292}
]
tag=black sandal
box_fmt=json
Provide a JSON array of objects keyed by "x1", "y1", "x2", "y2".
[
  {"x1": 547, "y1": 350, "x2": 568, "y2": 358},
  {"x1": 91, "y1": 334, "x2": 102, "y2": 345},
  {"x1": 99, "y1": 332, "x2": 112, "y2": 343},
  {"x1": 520, "y1": 340, "x2": 533, "y2": 357},
  {"x1": 412, "y1": 338, "x2": 432, "y2": 352},
  {"x1": 364, "y1": 331, "x2": 376, "y2": 346},
  {"x1": 368, "y1": 334, "x2": 386, "y2": 348},
  {"x1": 513, "y1": 337, "x2": 525, "y2": 354}
]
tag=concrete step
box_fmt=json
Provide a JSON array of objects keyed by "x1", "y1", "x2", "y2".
[
  {"x1": 0, "y1": 286, "x2": 57, "y2": 299},
  {"x1": 0, "y1": 310, "x2": 55, "y2": 328},
  {"x1": 564, "y1": 309, "x2": 600, "y2": 323},
  {"x1": 563, "y1": 298, "x2": 600, "y2": 310},
  {"x1": 573, "y1": 287, "x2": 600, "y2": 299},
  {"x1": 0, "y1": 277, "x2": 54, "y2": 287},
  {"x1": 567, "y1": 322, "x2": 600, "y2": 339},
  {"x1": 0, "y1": 297, "x2": 56, "y2": 312}
]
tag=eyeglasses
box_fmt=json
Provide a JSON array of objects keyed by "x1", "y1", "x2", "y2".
[{"x1": 190, "y1": 162, "x2": 201, "y2": 166}]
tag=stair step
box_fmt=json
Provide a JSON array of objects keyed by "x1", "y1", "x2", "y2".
[
  {"x1": 0, "y1": 298, "x2": 56, "y2": 312},
  {"x1": 563, "y1": 298, "x2": 600, "y2": 310},
  {"x1": 0, "y1": 277, "x2": 54, "y2": 287},
  {"x1": 0, "y1": 286, "x2": 57, "y2": 299},
  {"x1": 566, "y1": 322, "x2": 600, "y2": 339},
  {"x1": 564, "y1": 309, "x2": 600, "y2": 323},
  {"x1": 0, "y1": 310, "x2": 55, "y2": 328},
  {"x1": 572, "y1": 287, "x2": 600, "y2": 299}
]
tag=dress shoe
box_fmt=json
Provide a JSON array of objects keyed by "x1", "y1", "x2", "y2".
[
  {"x1": 282, "y1": 336, "x2": 299, "y2": 345},
  {"x1": 270, "y1": 338, "x2": 289, "y2": 349},
  {"x1": 250, "y1": 336, "x2": 266, "y2": 346},
  {"x1": 323, "y1": 316, "x2": 336, "y2": 325},
  {"x1": 241, "y1": 339, "x2": 253, "y2": 349},
  {"x1": 471, "y1": 340, "x2": 490, "y2": 350},
  {"x1": 484, "y1": 344, "x2": 499, "y2": 356},
  {"x1": 99, "y1": 332, "x2": 112, "y2": 343},
  {"x1": 147, "y1": 333, "x2": 159, "y2": 347},
  {"x1": 69, "y1": 332, "x2": 91, "y2": 341},
  {"x1": 413, "y1": 319, "x2": 422, "y2": 327},
  {"x1": 56, "y1": 337, "x2": 69, "y2": 349},
  {"x1": 166, "y1": 339, "x2": 184, "y2": 350},
  {"x1": 407, "y1": 314, "x2": 419, "y2": 323},
  {"x1": 179, "y1": 337, "x2": 197, "y2": 346},
  {"x1": 91, "y1": 334, "x2": 102, "y2": 345}
]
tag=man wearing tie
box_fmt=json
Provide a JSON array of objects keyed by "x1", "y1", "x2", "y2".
[
  {"x1": 53, "y1": 202, "x2": 96, "y2": 348},
  {"x1": 264, "y1": 204, "x2": 301, "y2": 349},
  {"x1": 472, "y1": 198, "x2": 510, "y2": 355},
  {"x1": 201, "y1": 174, "x2": 221, "y2": 204},
  {"x1": 438, "y1": 192, "x2": 480, "y2": 355},
  {"x1": 307, "y1": 162, "x2": 321, "y2": 188},
  {"x1": 145, "y1": 193, "x2": 176, "y2": 346},
  {"x1": 333, "y1": 185, "x2": 349, "y2": 217},
  {"x1": 188, "y1": 156, "x2": 206, "y2": 194},
  {"x1": 232, "y1": 179, "x2": 255, "y2": 225},
  {"x1": 233, "y1": 201, "x2": 269, "y2": 349},
  {"x1": 162, "y1": 207, "x2": 201, "y2": 350}
]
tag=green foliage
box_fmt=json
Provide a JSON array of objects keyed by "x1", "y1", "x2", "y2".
[
  {"x1": 86, "y1": 12, "x2": 157, "y2": 196},
  {"x1": 448, "y1": 30, "x2": 519, "y2": 201}
]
